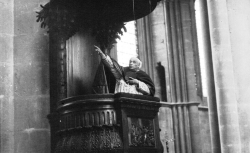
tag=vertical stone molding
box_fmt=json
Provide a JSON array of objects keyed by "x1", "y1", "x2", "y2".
[
  {"x1": 137, "y1": 16, "x2": 155, "y2": 80},
  {"x1": 159, "y1": 0, "x2": 202, "y2": 152},
  {"x1": 0, "y1": 1, "x2": 14, "y2": 152},
  {"x1": 0, "y1": 0, "x2": 51, "y2": 153},
  {"x1": 195, "y1": 0, "x2": 221, "y2": 152},
  {"x1": 207, "y1": 0, "x2": 250, "y2": 152}
]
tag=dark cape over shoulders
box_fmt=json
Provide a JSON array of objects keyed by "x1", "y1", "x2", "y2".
[{"x1": 110, "y1": 58, "x2": 155, "y2": 96}]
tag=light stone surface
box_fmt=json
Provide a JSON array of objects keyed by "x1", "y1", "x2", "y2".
[
  {"x1": 158, "y1": 107, "x2": 174, "y2": 153},
  {"x1": 0, "y1": 0, "x2": 15, "y2": 152},
  {"x1": 207, "y1": 0, "x2": 250, "y2": 152},
  {"x1": 199, "y1": 108, "x2": 212, "y2": 153},
  {"x1": 151, "y1": 1, "x2": 210, "y2": 153},
  {"x1": 0, "y1": 0, "x2": 50, "y2": 153}
]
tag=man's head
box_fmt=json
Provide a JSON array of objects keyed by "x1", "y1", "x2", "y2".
[{"x1": 129, "y1": 57, "x2": 142, "y2": 70}]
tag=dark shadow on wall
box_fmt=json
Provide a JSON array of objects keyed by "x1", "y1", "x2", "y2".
[{"x1": 156, "y1": 62, "x2": 167, "y2": 101}]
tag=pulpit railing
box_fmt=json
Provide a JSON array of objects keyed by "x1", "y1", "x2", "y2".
[{"x1": 48, "y1": 93, "x2": 163, "y2": 153}]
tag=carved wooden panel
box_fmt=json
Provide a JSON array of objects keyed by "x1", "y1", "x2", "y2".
[
  {"x1": 55, "y1": 127, "x2": 123, "y2": 153},
  {"x1": 128, "y1": 117, "x2": 155, "y2": 147},
  {"x1": 49, "y1": 94, "x2": 162, "y2": 153},
  {"x1": 58, "y1": 110, "x2": 118, "y2": 131}
]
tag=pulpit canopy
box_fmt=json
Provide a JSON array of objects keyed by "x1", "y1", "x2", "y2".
[
  {"x1": 36, "y1": 0, "x2": 161, "y2": 39},
  {"x1": 49, "y1": 0, "x2": 160, "y2": 22}
]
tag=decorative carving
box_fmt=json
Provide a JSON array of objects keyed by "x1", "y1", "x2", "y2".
[
  {"x1": 36, "y1": 2, "x2": 127, "y2": 50},
  {"x1": 92, "y1": 22, "x2": 126, "y2": 51},
  {"x1": 59, "y1": 39, "x2": 67, "y2": 99},
  {"x1": 55, "y1": 126, "x2": 123, "y2": 152},
  {"x1": 36, "y1": 2, "x2": 79, "y2": 38},
  {"x1": 49, "y1": 94, "x2": 162, "y2": 152},
  {"x1": 128, "y1": 117, "x2": 155, "y2": 147},
  {"x1": 36, "y1": 0, "x2": 160, "y2": 39},
  {"x1": 58, "y1": 110, "x2": 117, "y2": 131}
]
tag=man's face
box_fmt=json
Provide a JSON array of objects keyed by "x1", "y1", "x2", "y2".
[{"x1": 129, "y1": 57, "x2": 140, "y2": 70}]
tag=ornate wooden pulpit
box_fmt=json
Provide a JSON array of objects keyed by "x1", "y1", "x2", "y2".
[
  {"x1": 37, "y1": 0, "x2": 163, "y2": 152},
  {"x1": 49, "y1": 93, "x2": 162, "y2": 153}
]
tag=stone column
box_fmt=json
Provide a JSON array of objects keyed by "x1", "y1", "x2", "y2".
[
  {"x1": 207, "y1": 0, "x2": 250, "y2": 152},
  {"x1": 0, "y1": 0, "x2": 15, "y2": 152},
  {"x1": 148, "y1": 0, "x2": 203, "y2": 152},
  {"x1": 0, "y1": 0, "x2": 51, "y2": 153},
  {"x1": 195, "y1": 0, "x2": 221, "y2": 152},
  {"x1": 163, "y1": 0, "x2": 202, "y2": 152},
  {"x1": 137, "y1": 16, "x2": 155, "y2": 80}
]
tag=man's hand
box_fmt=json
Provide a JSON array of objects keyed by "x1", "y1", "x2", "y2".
[
  {"x1": 94, "y1": 45, "x2": 106, "y2": 59},
  {"x1": 127, "y1": 77, "x2": 139, "y2": 85},
  {"x1": 94, "y1": 45, "x2": 102, "y2": 54}
]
